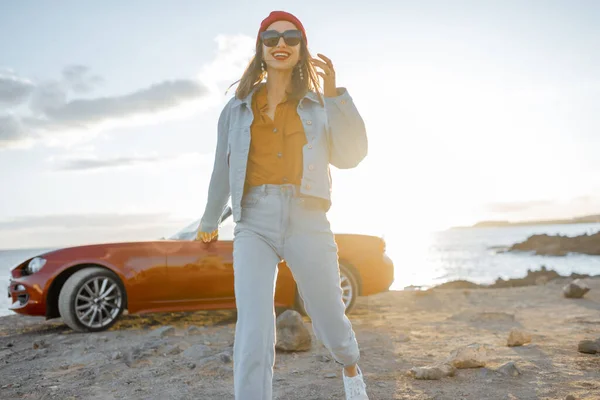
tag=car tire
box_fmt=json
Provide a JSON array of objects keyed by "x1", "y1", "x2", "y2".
[
  {"x1": 295, "y1": 262, "x2": 359, "y2": 316},
  {"x1": 58, "y1": 267, "x2": 126, "y2": 332}
]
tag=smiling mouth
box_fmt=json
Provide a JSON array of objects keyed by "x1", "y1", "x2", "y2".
[{"x1": 272, "y1": 52, "x2": 290, "y2": 61}]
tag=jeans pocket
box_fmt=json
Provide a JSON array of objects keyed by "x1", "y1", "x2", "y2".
[{"x1": 241, "y1": 192, "x2": 266, "y2": 208}]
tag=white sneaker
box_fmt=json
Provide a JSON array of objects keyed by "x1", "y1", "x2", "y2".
[{"x1": 343, "y1": 366, "x2": 369, "y2": 400}]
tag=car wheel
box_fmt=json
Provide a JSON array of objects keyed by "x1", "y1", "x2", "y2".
[
  {"x1": 295, "y1": 262, "x2": 359, "y2": 316},
  {"x1": 58, "y1": 267, "x2": 126, "y2": 332}
]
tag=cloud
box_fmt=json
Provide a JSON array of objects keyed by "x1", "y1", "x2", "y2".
[
  {"x1": 485, "y1": 200, "x2": 555, "y2": 213},
  {"x1": 199, "y1": 34, "x2": 255, "y2": 89},
  {"x1": 53, "y1": 151, "x2": 210, "y2": 171},
  {"x1": 61, "y1": 65, "x2": 104, "y2": 94},
  {"x1": 0, "y1": 213, "x2": 177, "y2": 230},
  {"x1": 0, "y1": 72, "x2": 35, "y2": 107},
  {"x1": 0, "y1": 213, "x2": 192, "y2": 249},
  {"x1": 0, "y1": 76, "x2": 208, "y2": 149},
  {"x1": 483, "y1": 195, "x2": 600, "y2": 222},
  {"x1": 0, "y1": 114, "x2": 25, "y2": 142},
  {"x1": 45, "y1": 79, "x2": 205, "y2": 125},
  {"x1": 0, "y1": 34, "x2": 255, "y2": 150}
]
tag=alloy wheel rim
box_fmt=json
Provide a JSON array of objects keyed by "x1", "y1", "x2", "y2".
[
  {"x1": 75, "y1": 277, "x2": 122, "y2": 328},
  {"x1": 340, "y1": 273, "x2": 353, "y2": 309}
]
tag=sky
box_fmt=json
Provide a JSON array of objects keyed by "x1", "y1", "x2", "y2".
[{"x1": 1, "y1": 0, "x2": 599, "y2": 249}]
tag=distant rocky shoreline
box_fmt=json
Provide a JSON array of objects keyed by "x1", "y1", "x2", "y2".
[
  {"x1": 431, "y1": 266, "x2": 598, "y2": 290},
  {"x1": 507, "y1": 231, "x2": 600, "y2": 256}
]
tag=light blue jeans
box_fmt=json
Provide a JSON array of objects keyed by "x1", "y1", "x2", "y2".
[{"x1": 232, "y1": 184, "x2": 360, "y2": 400}]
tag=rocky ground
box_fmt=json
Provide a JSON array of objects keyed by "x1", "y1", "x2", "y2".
[{"x1": 1, "y1": 277, "x2": 599, "y2": 400}]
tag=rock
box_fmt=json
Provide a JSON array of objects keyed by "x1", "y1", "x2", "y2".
[
  {"x1": 316, "y1": 355, "x2": 331, "y2": 363},
  {"x1": 577, "y1": 340, "x2": 600, "y2": 354},
  {"x1": 563, "y1": 279, "x2": 590, "y2": 299},
  {"x1": 33, "y1": 340, "x2": 48, "y2": 349},
  {"x1": 187, "y1": 326, "x2": 205, "y2": 335},
  {"x1": 181, "y1": 344, "x2": 211, "y2": 360},
  {"x1": 507, "y1": 329, "x2": 532, "y2": 347},
  {"x1": 124, "y1": 346, "x2": 151, "y2": 368},
  {"x1": 187, "y1": 362, "x2": 196, "y2": 369},
  {"x1": 447, "y1": 344, "x2": 488, "y2": 369},
  {"x1": 275, "y1": 310, "x2": 312, "y2": 352},
  {"x1": 410, "y1": 363, "x2": 456, "y2": 380},
  {"x1": 218, "y1": 352, "x2": 232, "y2": 363},
  {"x1": 142, "y1": 339, "x2": 165, "y2": 352},
  {"x1": 162, "y1": 344, "x2": 183, "y2": 356},
  {"x1": 509, "y1": 231, "x2": 600, "y2": 256},
  {"x1": 324, "y1": 373, "x2": 337, "y2": 379},
  {"x1": 111, "y1": 351, "x2": 123, "y2": 360},
  {"x1": 496, "y1": 362, "x2": 520, "y2": 377},
  {"x1": 565, "y1": 395, "x2": 576, "y2": 400},
  {"x1": 149, "y1": 326, "x2": 176, "y2": 338}
]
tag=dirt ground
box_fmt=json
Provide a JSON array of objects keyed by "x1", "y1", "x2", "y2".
[{"x1": 1, "y1": 277, "x2": 599, "y2": 400}]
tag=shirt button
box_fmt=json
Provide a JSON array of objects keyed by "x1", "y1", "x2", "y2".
[
  {"x1": 306, "y1": 120, "x2": 312, "y2": 125},
  {"x1": 277, "y1": 152, "x2": 282, "y2": 158},
  {"x1": 305, "y1": 184, "x2": 311, "y2": 190},
  {"x1": 307, "y1": 144, "x2": 313, "y2": 149},
  {"x1": 273, "y1": 128, "x2": 278, "y2": 133},
  {"x1": 341, "y1": 100, "x2": 347, "y2": 105},
  {"x1": 308, "y1": 164, "x2": 314, "y2": 171}
]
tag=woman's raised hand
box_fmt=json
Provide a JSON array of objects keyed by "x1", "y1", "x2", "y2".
[{"x1": 311, "y1": 53, "x2": 336, "y2": 97}]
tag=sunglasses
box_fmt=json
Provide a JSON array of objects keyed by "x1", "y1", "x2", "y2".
[{"x1": 260, "y1": 29, "x2": 303, "y2": 47}]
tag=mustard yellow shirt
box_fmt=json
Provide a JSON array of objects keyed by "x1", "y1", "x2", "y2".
[{"x1": 245, "y1": 84, "x2": 307, "y2": 188}]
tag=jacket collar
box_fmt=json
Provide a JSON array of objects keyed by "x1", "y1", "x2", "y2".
[{"x1": 231, "y1": 84, "x2": 321, "y2": 108}]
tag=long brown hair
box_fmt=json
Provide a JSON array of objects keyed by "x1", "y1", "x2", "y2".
[{"x1": 230, "y1": 36, "x2": 323, "y2": 104}]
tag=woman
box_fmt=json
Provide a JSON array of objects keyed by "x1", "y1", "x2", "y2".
[{"x1": 197, "y1": 10, "x2": 369, "y2": 400}]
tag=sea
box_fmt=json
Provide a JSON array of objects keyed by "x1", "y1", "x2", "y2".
[{"x1": 1, "y1": 223, "x2": 599, "y2": 318}]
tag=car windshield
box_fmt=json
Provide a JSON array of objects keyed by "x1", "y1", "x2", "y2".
[
  {"x1": 167, "y1": 207, "x2": 234, "y2": 241},
  {"x1": 168, "y1": 219, "x2": 201, "y2": 241}
]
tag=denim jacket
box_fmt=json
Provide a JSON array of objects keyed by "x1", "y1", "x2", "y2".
[{"x1": 199, "y1": 86, "x2": 368, "y2": 233}]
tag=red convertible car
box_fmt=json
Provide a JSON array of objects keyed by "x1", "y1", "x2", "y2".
[{"x1": 7, "y1": 207, "x2": 394, "y2": 332}]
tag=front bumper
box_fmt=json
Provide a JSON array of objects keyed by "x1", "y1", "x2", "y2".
[{"x1": 7, "y1": 276, "x2": 46, "y2": 316}]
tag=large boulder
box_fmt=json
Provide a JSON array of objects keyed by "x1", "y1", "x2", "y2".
[
  {"x1": 275, "y1": 310, "x2": 312, "y2": 352},
  {"x1": 507, "y1": 328, "x2": 532, "y2": 347},
  {"x1": 563, "y1": 279, "x2": 591, "y2": 299},
  {"x1": 446, "y1": 343, "x2": 488, "y2": 369},
  {"x1": 409, "y1": 363, "x2": 456, "y2": 380},
  {"x1": 578, "y1": 339, "x2": 600, "y2": 354}
]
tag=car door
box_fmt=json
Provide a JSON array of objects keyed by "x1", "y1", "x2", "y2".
[{"x1": 164, "y1": 239, "x2": 235, "y2": 304}]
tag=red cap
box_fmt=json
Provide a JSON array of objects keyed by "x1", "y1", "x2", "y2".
[{"x1": 257, "y1": 11, "x2": 307, "y2": 46}]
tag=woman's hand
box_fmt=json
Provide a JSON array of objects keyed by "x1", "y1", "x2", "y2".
[
  {"x1": 311, "y1": 53, "x2": 337, "y2": 97},
  {"x1": 196, "y1": 229, "x2": 218, "y2": 243}
]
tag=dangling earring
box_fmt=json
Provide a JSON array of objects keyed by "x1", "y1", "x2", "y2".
[
  {"x1": 261, "y1": 61, "x2": 266, "y2": 73},
  {"x1": 297, "y1": 64, "x2": 304, "y2": 81}
]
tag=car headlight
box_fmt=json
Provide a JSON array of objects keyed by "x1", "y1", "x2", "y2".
[{"x1": 26, "y1": 257, "x2": 46, "y2": 275}]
